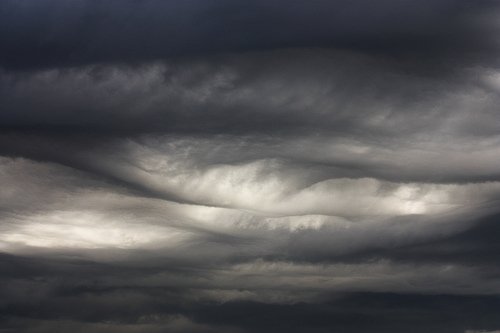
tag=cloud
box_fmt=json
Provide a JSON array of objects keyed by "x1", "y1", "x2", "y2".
[
  {"x1": 2, "y1": 1, "x2": 500, "y2": 332},
  {"x1": 1, "y1": 0, "x2": 500, "y2": 70},
  {"x1": 2, "y1": 51, "x2": 500, "y2": 139}
]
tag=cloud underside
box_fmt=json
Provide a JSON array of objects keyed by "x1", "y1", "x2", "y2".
[{"x1": 2, "y1": 1, "x2": 500, "y2": 332}]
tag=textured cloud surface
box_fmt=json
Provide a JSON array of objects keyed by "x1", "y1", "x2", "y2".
[{"x1": 1, "y1": 1, "x2": 500, "y2": 332}]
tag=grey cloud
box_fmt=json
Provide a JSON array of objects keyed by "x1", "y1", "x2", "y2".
[
  {"x1": 1, "y1": 0, "x2": 500, "y2": 71},
  {"x1": 2, "y1": 2, "x2": 500, "y2": 332},
  {"x1": 2, "y1": 251, "x2": 500, "y2": 332},
  {"x1": 2, "y1": 50, "x2": 500, "y2": 138},
  {"x1": 1, "y1": 51, "x2": 500, "y2": 201}
]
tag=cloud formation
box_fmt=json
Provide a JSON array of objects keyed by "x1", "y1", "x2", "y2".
[{"x1": 1, "y1": 1, "x2": 500, "y2": 332}]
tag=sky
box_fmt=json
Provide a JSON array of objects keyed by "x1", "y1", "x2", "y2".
[{"x1": 1, "y1": 0, "x2": 500, "y2": 332}]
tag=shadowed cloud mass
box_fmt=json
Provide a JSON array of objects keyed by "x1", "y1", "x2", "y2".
[{"x1": 1, "y1": 1, "x2": 500, "y2": 332}]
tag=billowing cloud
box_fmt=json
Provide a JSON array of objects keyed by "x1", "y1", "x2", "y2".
[{"x1": 1, "y1": 1, "x2": 500, "y2": 332}]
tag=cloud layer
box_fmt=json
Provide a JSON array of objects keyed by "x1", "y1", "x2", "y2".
[{"x1": 1, "y1": 1, "x2": 500, "y2": 332}]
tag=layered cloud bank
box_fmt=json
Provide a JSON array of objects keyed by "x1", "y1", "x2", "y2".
[{"x1": 2, "y1": 1, "x2": 500, "y2": 332}]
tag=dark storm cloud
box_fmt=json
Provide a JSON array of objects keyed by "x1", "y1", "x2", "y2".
[
  {"x1": 281, "y1": 211, "x2": 500, "y2": 267},
  {"x1": 2, "y1": 1, "x2": 500, "y2": 333},
  {"x1": 1, "y1": 0, "x2": 499, "y2": 70},
  {"x1": 356, "y1": 212, "x2": 500, "y2": 267},
  {"x1": 2, "y1": 251, "x2": 500, "y2": 333},
  {"x1": 1, "y1": 47, "x2": 499, "y2": 139},
  {"x1": 1, "y1": 50, "x2": 499, "y2": 189}
]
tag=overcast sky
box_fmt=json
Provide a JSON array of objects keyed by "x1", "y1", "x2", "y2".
[{"x1": 2, "y1": 1, "x2": 500, "y2": 332}]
